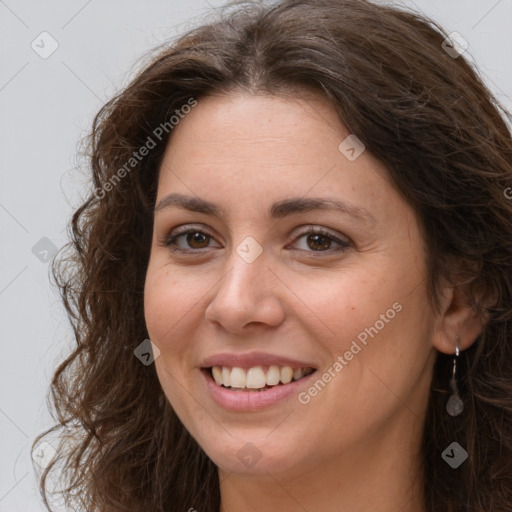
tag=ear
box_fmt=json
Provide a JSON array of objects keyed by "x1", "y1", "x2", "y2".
[{"x1": 431, "y1": 281, "x2": 487, "y2": 355}]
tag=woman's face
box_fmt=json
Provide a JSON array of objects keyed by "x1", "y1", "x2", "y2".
[{"x1": 144, "y1": 91, "x2": 439, "y2": 478}]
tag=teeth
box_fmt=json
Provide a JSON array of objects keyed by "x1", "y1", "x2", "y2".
[
  {"x1": 212, "y1": 366, "x2": 223, "y2": 385},
  {"x1": 210, "y1": 365, "x2": 314, "y2": 389},
  {"x1": 280, "y1": 366, "x2": 293, "y2": 384},
  {"x1": 221, "y1": 366, "x2": 231, "y2": 387},
  {"x1": 246, "y1": 367, "x2": 267, "y2": 388},
  {"x1": 230, "y1": 367, "x2": 246, "y2": 388},
  {"x1": 266, "y1": 365, "x2": 281, "y2": 385},
  {"x1": 293, "y1": 368, "x2": 304, "y2": 381}
]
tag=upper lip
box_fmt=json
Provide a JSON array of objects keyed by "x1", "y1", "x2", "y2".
[{"x1": 200, "y1": 351, "x2": 318, "y2": 369}]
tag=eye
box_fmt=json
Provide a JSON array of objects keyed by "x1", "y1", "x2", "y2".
[
  {"x1": 290, "y1": 227, "x2": 351, "y2": 254},
  {"x1": 159, "y1": 225, "x2": 351, "y2": 255},
  {"x1": 162, "y1": 227, "x2": 220, "y2": 252}
]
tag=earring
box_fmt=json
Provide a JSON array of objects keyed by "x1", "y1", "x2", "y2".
[{"x1": 446, "y1": 335, "x2": 464, "y2": 417}]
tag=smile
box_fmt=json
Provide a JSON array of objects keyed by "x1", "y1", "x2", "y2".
[
  {"x1": 210, "y1": 365, "x2": 316, "y2": 390},
  {"x1": 201, "y1": 365, "x2": 318, "y2": 411}
]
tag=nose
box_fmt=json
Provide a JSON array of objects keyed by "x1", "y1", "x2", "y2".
[{"x1": 204, "y1": 246, "x2": 286, "y2": 334}]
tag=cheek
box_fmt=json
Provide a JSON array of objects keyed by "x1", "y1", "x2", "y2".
[
  {"x1": 143, "y1": 263, "x2": 201, "y2": 342},
  {"x1": 144, "y1": 266, "x2": 200, "y2": 406},
  {"x1": 144, "y1": 269, "x2": 192, "y2": 380},
  {"x1": 303, "y1": 263, "x2": 396, "y2": 348},
  {"x1": 306, "y1": 253, "x2": 431, "y2": 383}
]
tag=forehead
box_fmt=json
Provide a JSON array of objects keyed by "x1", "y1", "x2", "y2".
[
  {"x1": 159, "y1": 91, "x2": 345, "y2": 168},
  {"x1": 155, "y1": 91, "x2": 396, "y2": 223}
]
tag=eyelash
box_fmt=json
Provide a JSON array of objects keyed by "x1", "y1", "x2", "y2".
[{"x1": 160, "y1": 225, "x2": 351, "y2": 256}]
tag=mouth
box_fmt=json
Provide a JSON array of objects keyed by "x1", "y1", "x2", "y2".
[
  {"x1": 202, "y1": 365, "x2": 317, "y2": 392},
  {"x1": 199, "y1": 355, "x2": 320, "y2": 411}
]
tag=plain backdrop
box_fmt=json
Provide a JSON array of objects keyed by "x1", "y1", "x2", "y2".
[{"x1": 1, "y1": 0, "x2": 511, "y2": 510}]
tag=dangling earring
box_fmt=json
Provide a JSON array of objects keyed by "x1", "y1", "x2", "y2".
[{"x1": 446, "y1": 335, "x2": 464, "y2": 417}]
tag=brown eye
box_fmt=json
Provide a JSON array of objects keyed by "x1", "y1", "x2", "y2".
[
  {"x1": 306, "y1": 233, "x2": 332, "y2": 251},
  {"x1": 164, "y1": 228, "x2": 219, "y2": 251},
  {"x1": 186, "y1": 232, "x2": 210, "y2": 249},
  {"x1": 292, "y1": 227, "x2": 351, "y2": 254}
]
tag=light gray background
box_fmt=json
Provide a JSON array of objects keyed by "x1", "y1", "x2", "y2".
[{"x1": 1, "y1": 0, "x2": 511, "y2": 510}]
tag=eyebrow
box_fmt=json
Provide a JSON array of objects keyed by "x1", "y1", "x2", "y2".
[{"x1": 154, "y1": 192, "x2": 376, "y2": 224}]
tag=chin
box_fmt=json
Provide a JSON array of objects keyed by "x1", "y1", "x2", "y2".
[{"x1": 200, "y1": 431, "x2": 310, "y2": 476}]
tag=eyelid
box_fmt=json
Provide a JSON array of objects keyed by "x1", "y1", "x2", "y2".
[
  {"x1": 167, "y1": 223, "x2": 215, "y2": 238},
  {"x1": 158, "y1": 223, "x2": 220, "y2": 250},
  {"x1": 159, "y1": 223, "x2": 352, "y2": 253},
  {"x1": 288, "y1": 226, "x2": 352, "y2": 253},
  {"x1": 290, "y1": 225, "x2": 351, "y2": 243}
]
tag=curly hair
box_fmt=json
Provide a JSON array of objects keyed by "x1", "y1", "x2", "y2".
[{"x1": 32, "y1": 0, "x2": 512, "y2": 511}]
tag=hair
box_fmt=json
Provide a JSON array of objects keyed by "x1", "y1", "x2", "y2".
[{"x1": 32, "y1": 0, "x2": 512, "y2": 511}]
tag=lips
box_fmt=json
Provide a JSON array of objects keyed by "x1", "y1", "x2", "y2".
[
  {"x1": 201, "y1": 362, "x2": 318, "y2": 411},
  {"x1": 200, "y1": 351, "x2": 318, "y2": 370},
  {"x1": 201, "y1": 352, "x2": 317, "y2": 391},
  {"x1": 199, "y1": 352, "x2": 318, "y2": 408},
  {"x1": 209, "y1": 365, "x2": 315, "y2": 390}
]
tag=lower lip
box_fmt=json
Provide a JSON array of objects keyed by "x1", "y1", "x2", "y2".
[{"x1": 201, "y1": 369, "x2": 317, "y2": 412}]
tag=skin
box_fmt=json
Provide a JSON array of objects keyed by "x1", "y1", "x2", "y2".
[{"x1": 144, "y1": 90, "x2": 483, "y2": 512}]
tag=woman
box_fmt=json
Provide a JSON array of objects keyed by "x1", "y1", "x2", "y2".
[{"x1": 33, "y1": 0, "x2": 512, "y2": 511}]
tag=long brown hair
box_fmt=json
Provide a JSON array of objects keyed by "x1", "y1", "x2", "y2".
[{"x1": 33, "y1": 1, "x2": 512, "y2": 510}]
